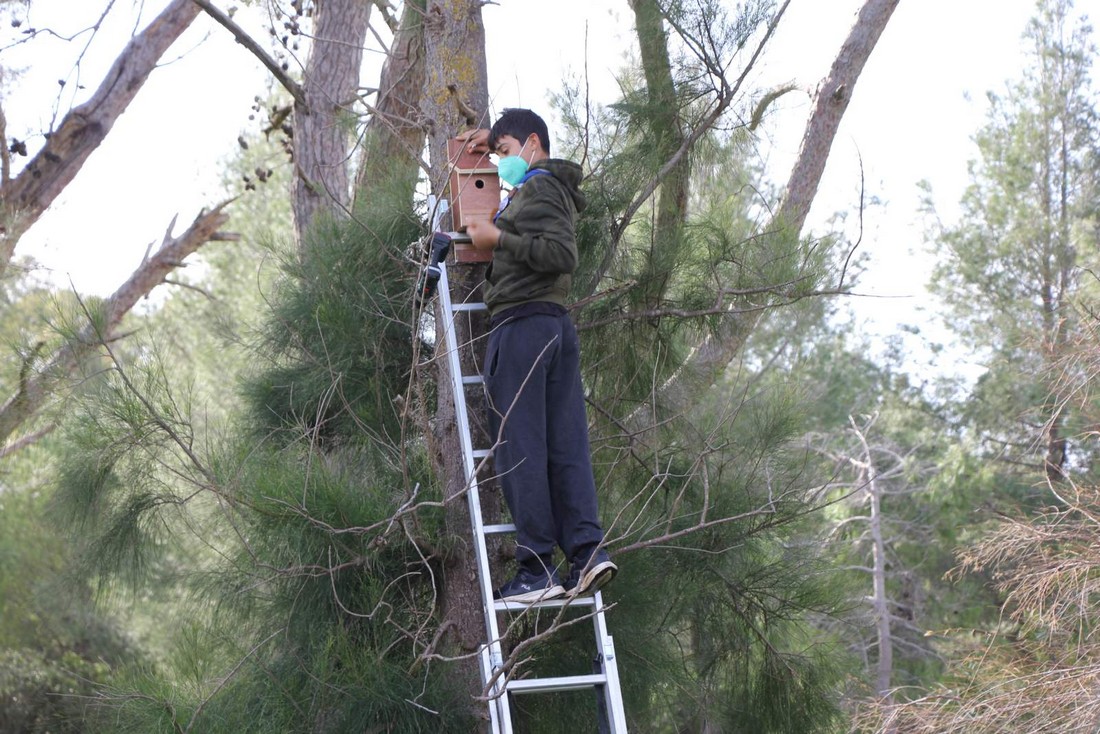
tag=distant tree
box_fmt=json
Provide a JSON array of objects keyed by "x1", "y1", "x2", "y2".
[
  {"x1": 926, "y1": 0, "x2": 1100, "y2": 486},
  {"x1": 859, "y1": 313, "x2": 1100, "y2": 734},
  {"x1": 855, "y1": 2, "x2": 1100, "y2": 730},
  {"x1": 751, "y1": 322, "x2": 969, "y2": 707}
]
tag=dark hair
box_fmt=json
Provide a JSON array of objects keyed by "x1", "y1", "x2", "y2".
[{"x1": 488, "y1": 108, "x2": 550, "y2": 155}]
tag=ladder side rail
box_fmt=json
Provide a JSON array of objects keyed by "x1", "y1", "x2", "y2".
[
  {"x1": 437, "y1": 264, "x2": 513, "y2": 730},
  {"x1": 591, "y1": 590, "x2": 628, "y2": 733},
  {"x1": 480, "y1": 646, "x2": 509, "y2": 732}
]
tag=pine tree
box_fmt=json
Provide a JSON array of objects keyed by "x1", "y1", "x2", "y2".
[
  {"x1": 859, "y1": 1, "x2": 1100, "y2": 730},
  {"x1": 927, "y1": 0, "x2": 1100, "y2": 487}
]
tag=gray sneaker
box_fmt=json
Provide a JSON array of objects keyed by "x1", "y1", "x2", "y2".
[{"x1": 566, "y1": 549, "x2": 617, "y2": 596}]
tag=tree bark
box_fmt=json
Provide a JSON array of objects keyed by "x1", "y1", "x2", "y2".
[
  {"x1": 420, "y1": 0, "x2": 490, "y2": 709},
  {"x1": 0, "y1": 204, "x2": 232, "y2": 451},
  {"x1": 1040, "y1": 47, "x2": 1074, "y2": 484},
  {"x1": 644, "y1": 0, "x2": 901, "y2": 422},
  {"x1": 354, "y1": 0, "x2": 427, "y2": 201},
  {"x1": 292, "y1": 0, "x2": 371, "y2": 244},
  {"x1": 628, "y1": 0, "x2": 690, "y2": 309},
  {"x1": 0, "y1": 0, "x2": 202, "y2": 278},
  {"x1": 851, "y1": 416, "x2": 893, "y2": 703}
]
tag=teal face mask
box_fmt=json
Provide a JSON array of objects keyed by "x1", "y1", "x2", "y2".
[
  {"x1": 497, "y1": 137, "x2": 531, "y2": 187},
  {"x1": 497, "y1": 154, "x2": 530, "y2": 187}
]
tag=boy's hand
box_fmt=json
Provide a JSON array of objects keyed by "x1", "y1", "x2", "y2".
[
  {"x1": 466, "y1": 219, "x2": 501, "y2": 251},
  {"x1": 458, "y1": 128, "x2": 491, "y2": 154}
]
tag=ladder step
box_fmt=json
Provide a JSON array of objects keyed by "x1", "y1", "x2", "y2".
[
  {"x1": 505, "y1": 673, "x2": 607, "y2": 695},
  {"x1": 472, "y1": 448, "x2": 491, "y2": 460},
  {"x1": 451, "y1": 302, "x2": 488, "y2": 313},
  {"x1": 493, "y1": 595, "x2": 598, "y2": 613},
  {"x1": 483, "y1": 523, "x2": 517, "y2": 535},
  {"x1": 461, "y1": 374, "x2": 484, "y2": 385}
]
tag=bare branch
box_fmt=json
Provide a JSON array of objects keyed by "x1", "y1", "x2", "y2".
[
  {"x1": 0, "y1": 0, "x2": 202, "y2": 275},
  {"x1": 0, "y1": 424, "x2": 56, "y2": 459},
  {"x1": 0, "y1": 202, "x2": 234, "y2": 449},
  {"x1": 189, "y1": 0, "x2": 306, "y2": 108}
]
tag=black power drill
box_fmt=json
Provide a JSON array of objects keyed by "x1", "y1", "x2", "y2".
[{"x1": 415, "y1": 231, "x2": 453, "y2": 306}]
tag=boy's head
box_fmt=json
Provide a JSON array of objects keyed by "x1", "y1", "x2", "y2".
[{"x1": 488, "y1": 108, "x2": 550, "y2": 161}]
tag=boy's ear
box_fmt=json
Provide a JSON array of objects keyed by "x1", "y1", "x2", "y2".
[{"x1": 526, "y1": 132, "x2": 543, "y2": 154}]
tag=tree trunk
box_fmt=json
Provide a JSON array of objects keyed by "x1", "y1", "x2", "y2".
[
  {"x1": 645, "y1": 0, "x2": 901, "y2": 422},
  {"x1": 851, "y1": 416, "x2": 893, "y2": 703},
  {"x1": 0, "y1": 0, "x2": 202, "y2": 277},
  {"x1": 1041, "y1": 57, "x2": 1074, "y2": 484},
  {"x1": 355, "y1": 0, "x2": 427, "y2": 201},
  {"x1": 628, "y1": 0, "x2": 690, "y2": 309},
  {"x1": 292, "y1": 0, "x2": 371, "y2": 244},
  {"x1": 420, "y1": 0, "x2": 490, "y2": 710}
]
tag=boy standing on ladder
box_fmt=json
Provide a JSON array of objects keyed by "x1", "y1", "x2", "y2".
[{"x1": 462, "y1": 108, "x2": 617, "y2": 603}]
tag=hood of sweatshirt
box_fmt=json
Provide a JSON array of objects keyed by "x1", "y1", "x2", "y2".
[{"x1": 530, "y1": 158, "x2": 587, "y2": 213}]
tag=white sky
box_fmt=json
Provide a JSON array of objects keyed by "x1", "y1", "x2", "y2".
[{"x1": 4, "y1": 0, "x2": 1066, "y2": 375}]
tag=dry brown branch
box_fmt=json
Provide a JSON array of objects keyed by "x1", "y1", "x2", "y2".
[
  {"x1": 480, "y1": 600, "x2": 615, "y2": 702},
  {"x1": 0, "y1": 202, "x2": 234, "y2": 449},
  {"x1": 858, "y1": 481, "x2": 1100, "y2": 733},
  {"x1": 190, "y1": 0, "x2": 306, "y2": 108},
  {"x1": 0, "y1": 0, "x2": 202, "y2": 275}
]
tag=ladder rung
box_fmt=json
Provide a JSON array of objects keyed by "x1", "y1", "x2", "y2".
[
  {"x1": 451, "y1": 302, "x2": 488, "y2": 313},
  {"x1": 462, "y1": 374, "x2": 484, "y2": 385},
  {"x1": 505, "y1": 673, "x2": 607, "y2": 694},
  {"x1": 483, "y1": 523, "x2": 517, "y2": 535},
  {"x1": 493, "y1": 595, "x2": 597, "y2": 613},
  {"x1": 472, "y1": 448, "x2": 491, "y2": 460}
]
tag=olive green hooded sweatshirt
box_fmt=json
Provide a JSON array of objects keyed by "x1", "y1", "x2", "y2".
[{"x1": 484, "y1": 158, "x2": 587, "y2": 316}]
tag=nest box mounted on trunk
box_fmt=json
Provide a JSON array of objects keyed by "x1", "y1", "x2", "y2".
[{"x1": 445, "y1": 137, "x2": 500, "y2": 263}]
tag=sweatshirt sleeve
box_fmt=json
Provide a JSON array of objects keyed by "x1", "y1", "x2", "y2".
[{"x1": 496, "y1": 176, "x2": 578, "y2": 274}]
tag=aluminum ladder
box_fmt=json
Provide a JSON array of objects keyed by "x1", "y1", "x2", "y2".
[{"x1": 436, "y1": 258, "x2": 628, "y2": 733}]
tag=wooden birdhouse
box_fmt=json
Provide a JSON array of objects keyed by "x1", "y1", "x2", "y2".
[{"x1": 446, "y1": 137, "x2": 500, "y2": 263}]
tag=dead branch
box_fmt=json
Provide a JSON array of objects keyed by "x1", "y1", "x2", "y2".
[
  {"x1": 0, "y1": 424, "x2": 56, "y2": 459},
  {"x1": 0, "y1": 0, "x2": 202, "y2": 275},
  {"x1": 190, "y1": 0, "x2": 306, "y2": 108},
  {"x1": 0, "y1": 202, "x2": 234, "y2": 450}
]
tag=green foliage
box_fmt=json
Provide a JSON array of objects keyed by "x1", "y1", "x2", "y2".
[
  {"x1": 84, "y1": 438, "x2": 465, "y2": 733},
  {"x1": 549, "y1": 339, "x2": 853, "y2": 731},
  {"x1": 0, "y1": 648, "x2": 111, "y2": 734},
  {"x1": 52, "y1": 349, "x2": 200, "y2": 588},
  {"x1": 43, "y1": 312, "x2": 468, "y2": 732},
  {"x1": 840, "y1": 5, "x2": 1100, "y2": 727},
  {"x1": 9, "y1": 4, "x2": 903, "y2": 732},
  {"x1": 538, "y1": 6, "x2": 865, "y2": 724},
  {"x1": 912, "y1": 0, "x2": 1100, "y2": 639},
  {"x1": 0, "y1": 467, "x2": 141, "y2": 734},
  {"x1": 241, "y1": 182, "x2": 421, "y2": 447}
]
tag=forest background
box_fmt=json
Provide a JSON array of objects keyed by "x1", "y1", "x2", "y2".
[{"x1": 1, "y1": 0, "x2": 1098, "y2": 732}]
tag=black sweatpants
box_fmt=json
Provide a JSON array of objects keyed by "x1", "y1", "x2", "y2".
[{"x1": 483, "y1": 303, "x2": 605, "y2": 574}]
